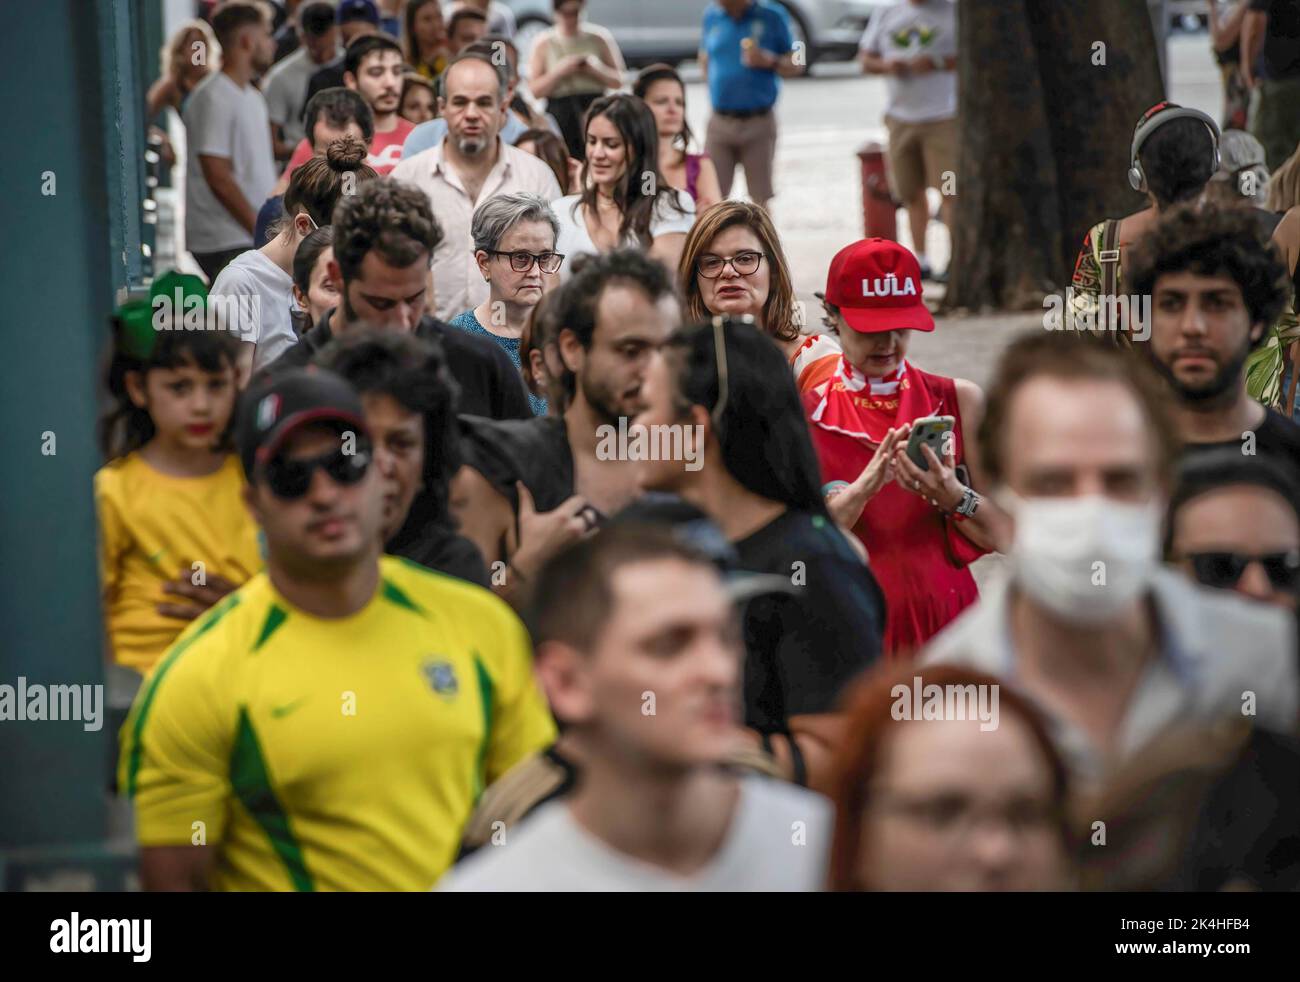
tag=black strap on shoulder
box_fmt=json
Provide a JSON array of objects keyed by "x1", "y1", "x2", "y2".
[{"x1": 1097, "y1": 219, "x2": 1122, "y2": 341}]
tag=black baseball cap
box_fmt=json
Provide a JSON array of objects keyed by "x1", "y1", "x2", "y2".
[
  {"x1": 236, "y1": 368, "x2": 370, "y2": 479},
  {"x1": 337, "y1": 0, "x2": 380, "y2": 25}
]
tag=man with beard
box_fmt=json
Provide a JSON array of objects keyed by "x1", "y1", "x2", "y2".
[
  {"x1": 341, "y1": 34, "x2": 412, "y2": 174},
  {"x1": 267, "y1": 178, "x2": 531, "y2": 422},
  {"x1": 1130, "y1": 203, "x2": 1300, "y2": 502},
  {"x1": 451, "y1": 249, "x2": 678, "y2": 605},
  {"x1": 184, "y1": 2, "x2": 278, "y2": 282},
  {"x1": 391, "y1": 51, "x2": 562, "y2": 321},
  {"x1": 121, "y1": 368, "x2": 555, "y2": 890}
]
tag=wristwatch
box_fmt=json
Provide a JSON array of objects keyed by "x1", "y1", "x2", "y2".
[{"x1": 952, "y1": 486, "x2": 980, "y2": 521}]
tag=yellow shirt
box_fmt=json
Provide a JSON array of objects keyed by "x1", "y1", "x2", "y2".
[
  {"x1": 95, "y1": 453, "x2": 262, "y2": 672},
  {"x1": 119, "y1": 555, "x2": 557, "y2": 892}
]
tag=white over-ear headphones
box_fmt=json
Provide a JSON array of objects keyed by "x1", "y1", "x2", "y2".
[{"x1": 1128, "y1": 101, "x2": 1221, "y2": 192}]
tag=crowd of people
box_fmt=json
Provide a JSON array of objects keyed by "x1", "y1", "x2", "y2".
[{"x1": 100, "y1": 0, "x2": 1300, "y2": 892}]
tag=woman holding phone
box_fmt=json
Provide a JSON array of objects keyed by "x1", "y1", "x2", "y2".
[{"x1": 803, "y1": 239, "x2": 1007, "y2": 658}]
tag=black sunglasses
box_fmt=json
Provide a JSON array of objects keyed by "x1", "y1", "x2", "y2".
[
  {"x1": 487, "y1": 250, "x2": 565, "y2": 274},
  {"x1": 1186, "y1": 550, "x2": 1300, "y2": 592},
  {"x1": 263, "y1": 446, "x2": 371, "y2": 500}
]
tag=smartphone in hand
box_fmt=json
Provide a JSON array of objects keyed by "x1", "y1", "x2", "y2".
[{"x1": 905, "y1": 415, "x2": 955, "y2": 471}]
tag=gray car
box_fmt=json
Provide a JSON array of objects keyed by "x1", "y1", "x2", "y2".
[{"x1": 503, "y1": 0, "x2": 891, "y2": 69}]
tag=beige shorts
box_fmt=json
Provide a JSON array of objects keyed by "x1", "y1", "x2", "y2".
[{"x1": 885, "y1": 115, "x2": 958, "y2": 203}]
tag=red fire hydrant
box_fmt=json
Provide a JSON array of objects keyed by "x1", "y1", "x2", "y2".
[{"x1": 857, "y1": 139, "x2": 897, "y2": 241}]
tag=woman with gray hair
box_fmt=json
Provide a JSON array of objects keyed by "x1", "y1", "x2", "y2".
[{"x1": 450, "y1": 192, "x2": 565, "y2": 416}]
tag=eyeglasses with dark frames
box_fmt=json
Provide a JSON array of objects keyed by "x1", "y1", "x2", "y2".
[
  {"x1": 697, "y1": 251, "x2": 764, "y2": 279},
  {"x1": 486, "y1": 250, "x2": 565, "y2": 274}
]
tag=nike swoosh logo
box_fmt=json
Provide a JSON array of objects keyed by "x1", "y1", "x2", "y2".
[{"x1": 270, "y1": 699, "x2": 305, "y2": 719}]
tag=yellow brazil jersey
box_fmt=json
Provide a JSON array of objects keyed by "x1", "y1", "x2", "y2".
[
  {"x1": 95, "y1": 452, "x2": 262, "y2": 672},
  {"x1": 118, "y1": 555, "x2": 557, "y2": 892}
]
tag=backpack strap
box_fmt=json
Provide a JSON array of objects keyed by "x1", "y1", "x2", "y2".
[{"x1": 1097, "y1": 219, "x2": 1122, "y2": 341}]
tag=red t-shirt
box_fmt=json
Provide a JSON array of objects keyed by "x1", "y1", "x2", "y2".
[
  {"x1": 283, "y1": 118, "x2": 414, "y2": 178},
  {"x1": 367, "y1": 118, "x2": 413, "y2": 175}
]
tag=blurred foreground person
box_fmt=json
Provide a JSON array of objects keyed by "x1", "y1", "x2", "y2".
[
  {"x1": 634, "y1": 316, "x2": 885, "y2": 791},
  {"x1": 120, "y1": 369, "x2": 554, "y2": 891},
  {"x1": 924, "y1": 334, "x2": 1297, "y2": 784},
  {"x1": 1164, "y1": 450, "x2": 1300, "y2": 613},
  {"x1": 439, "y1": 525, "x2": 830, "y2": 891},
  {"x1": 827, "y1": 664, "x2": 1073, "y2": 891},
  {"x1": 97, "y1": 276, "x2": 259, "y2": 675},
  {"x1": 1077, "y1": 720, "x2": 1300, "y2": 891}
]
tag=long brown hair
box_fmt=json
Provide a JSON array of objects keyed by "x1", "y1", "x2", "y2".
[
  {"x1": 404, "y1": 0, "x2": 446, "y2": 68},
  {"x1": 826, "y1": 663, "x2": 1072, "y2": 892},
  {"x1": 678, "y1": 201, "x2": 799, "y2": 343},
  {"x1": 578, "y1": 93, "x2": 684, "y2": 247}
]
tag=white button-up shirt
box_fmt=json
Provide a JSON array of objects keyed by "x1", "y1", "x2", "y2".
[{"x1": 390, "y1": 138, "x2": 563, "y2": 321}]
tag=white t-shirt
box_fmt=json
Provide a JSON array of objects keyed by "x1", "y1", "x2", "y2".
[
  {"x1": 263, "y1": 47, "x2": 336, "y2": 147},
  {"x1": 436, "y1": 776, "x2": 832, "y2": 892},
  {"x1": 183, "y1": 72, "x2": 278, "y2": 252},
  {"x1": 552, "y1": 190, "x2": 695, "y2": 282},
  {"x1": 858, "y1": 0, "x2": 958, "y2": 124},
  {"x1": 209, "y1": 249, "x2": 296, "y2": 370}
]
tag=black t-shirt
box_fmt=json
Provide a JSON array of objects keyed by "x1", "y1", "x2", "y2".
[
  {"x1": 267, "y1": 310, "x2": 532, "y2": 421},
  {"x1": 387, "y1": 520, "x2": 491, "y2": 588},
  {"x1": 306, "y1": 57, "x2": 348, "y2": 103},
  {"x1": 732, "y1": 509, "x2": 886, "y2": 732},
  {"x1": 1249, "y1": 0, "x2": 1300, "y2": 79},
  {"x1": 458, "y1": 414, "x2": 581, "y2": 514},
  {"x1": 1173, "y1": 728, "x2": 1300, "y2": 891},
  {"x1": 1184, "y1": 409, "x2": 1300, "y2": 510}
]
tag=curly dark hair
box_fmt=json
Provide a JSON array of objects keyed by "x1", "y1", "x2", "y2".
[
  {"x1": 1139, "y1": 116, "x2": 1217, "y2": 209},
  {"x1": 312, "y1": 327, "x2": 461, "y2": 524},
  {"x1": 552, "y1": 247, "x2": 675, "y2": 350},
  {"x1": 332, "y1": 178, "x2": 444, "y2": 284},
  {"x1": 1128, "y1": 202, "x2": 1292, "y2": 341}
]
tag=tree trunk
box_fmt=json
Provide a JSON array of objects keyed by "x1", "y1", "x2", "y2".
[{"x1": 945, "y1": 0, "x2": 1165, "y2": 312}]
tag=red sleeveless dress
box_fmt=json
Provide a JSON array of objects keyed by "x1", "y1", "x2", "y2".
[{"x1": 803, "y1": 358, "x2": 986, "y2": 658}]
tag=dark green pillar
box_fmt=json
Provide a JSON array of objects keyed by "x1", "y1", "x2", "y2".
[{"x1": 0, "y1": 0, "x2": 157, "y2": 888}]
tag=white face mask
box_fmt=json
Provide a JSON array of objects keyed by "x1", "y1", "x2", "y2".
[{"x1": 1003, "y1": 492, "x2": 1163, "y2": 626}]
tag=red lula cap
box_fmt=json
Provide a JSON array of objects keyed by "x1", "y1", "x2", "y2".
[{"x1": 823, "y1": 238, "x2": 935, "y2": 334}]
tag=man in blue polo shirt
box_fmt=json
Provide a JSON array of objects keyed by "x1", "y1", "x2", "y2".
[{"x1": 700, "y1": 0, "x2": 803, "y2": 209}]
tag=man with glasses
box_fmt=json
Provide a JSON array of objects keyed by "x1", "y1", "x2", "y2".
[
  {"x1": 452, "y1": 249, "x2": 678, "y2": 606},
  {"x1": 391, "y1": 51, "x2": 563, "y2": 321},
  {"x1": 120, "y1": 368, "x2": 556, "y2": 891},
  {"x1": 923, "y1": 334, "x2": 1298, "y2": 784},
  {"x1": 450, "y1": 193, "x2": 565, "y2": 416},
  {"x1": 1129, "y1": 203, "x2": 1300, "y2": 510},
  {"x1": 1166, "y1": 450, "x2": 1300, "y2": 614},
  {"x1": 267, "y1": 178, "x2": 531, "y2": 421}
]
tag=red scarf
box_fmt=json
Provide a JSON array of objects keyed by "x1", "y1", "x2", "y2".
[{"x1": 809, "y1": 357, "x2": 945, "y2": 447}]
